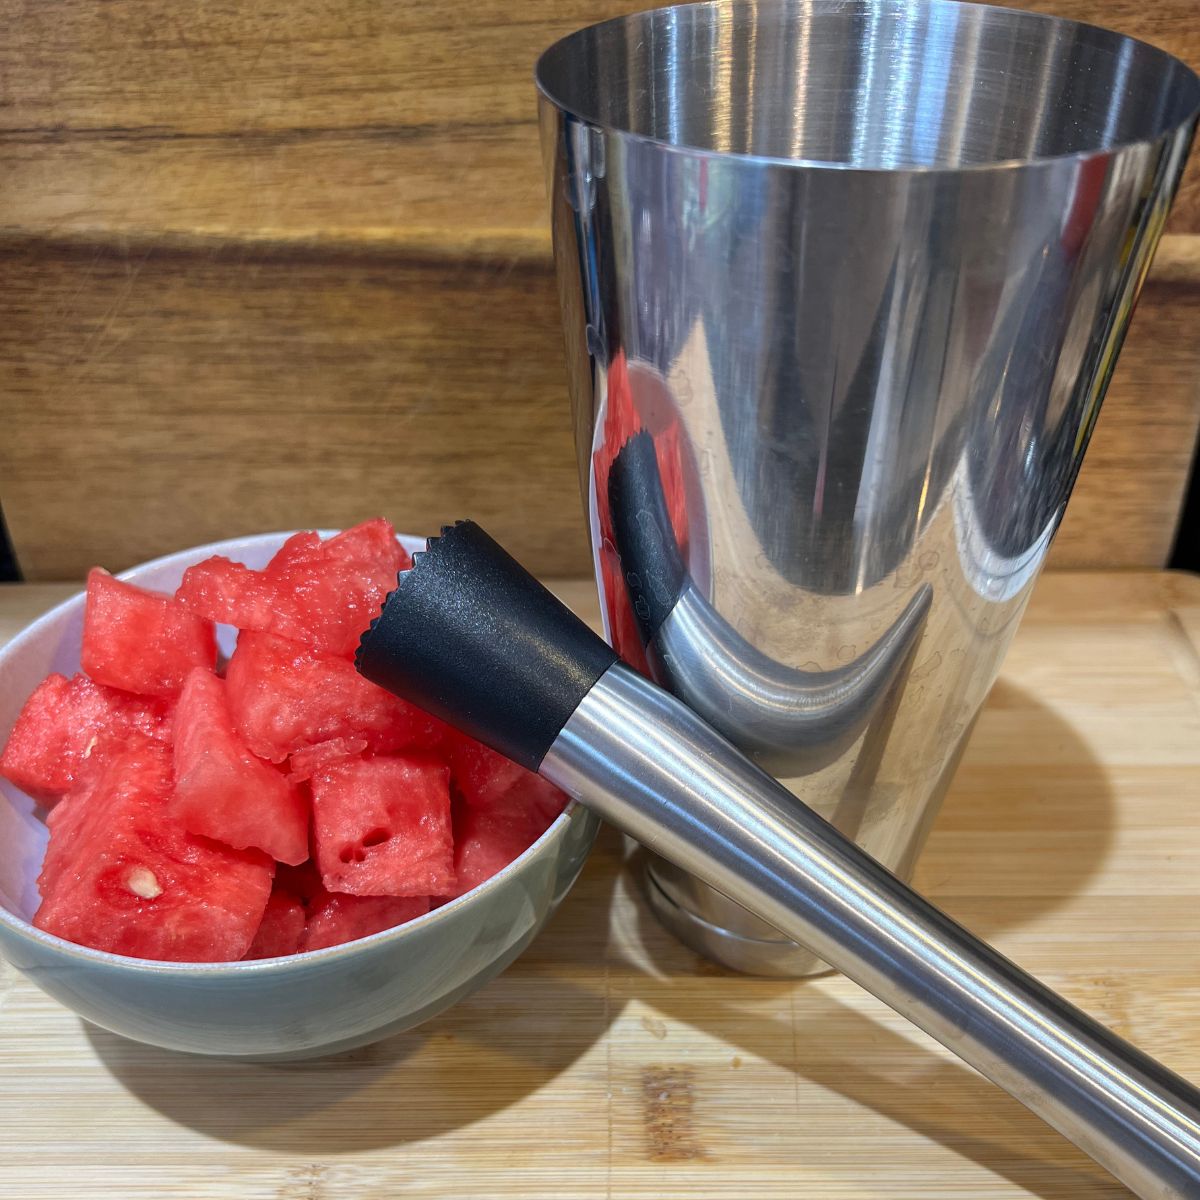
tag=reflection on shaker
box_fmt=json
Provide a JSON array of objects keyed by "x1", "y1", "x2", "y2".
[{"x1": 605, "y1": 428, "x2": 933, "y2": 777}]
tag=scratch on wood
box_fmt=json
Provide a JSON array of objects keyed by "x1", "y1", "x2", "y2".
[
  {"x1": 278, "y1": 1163, "x2": 327, "y2": 1200},
  {"x1": 641, "y1": 1065, "x2": 707, "y2": 1162},
  {"x1": 604, "y1": 959, "x2": 613, "y2": 1200},
  {"x1": 789, "y1": 984, "x2": 801, "y2": 1114},
  {"x1": 67, "y1": 248, "x2": 149, "y2": 374},
  {"x1": 640, "y1": 1014, "x2": 667, "y2": 1040}
]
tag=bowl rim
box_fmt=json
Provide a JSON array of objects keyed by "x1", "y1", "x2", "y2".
[{"x1": 0, "y1": 529, "x2": 584, "y2": 976}]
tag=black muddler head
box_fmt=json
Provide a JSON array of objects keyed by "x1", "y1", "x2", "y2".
[{"x1": 355, "y1": 521, "x2": 616, "y2": 771}]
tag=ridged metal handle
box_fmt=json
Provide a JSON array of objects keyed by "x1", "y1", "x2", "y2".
[{"x1": 543, "y1": 662, "x2": 1200, "y2": 1200}]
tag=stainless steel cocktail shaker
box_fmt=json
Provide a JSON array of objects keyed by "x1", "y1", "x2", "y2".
[{"x1": 535, "y1": 0, "x2": 1199, "y2": 976}]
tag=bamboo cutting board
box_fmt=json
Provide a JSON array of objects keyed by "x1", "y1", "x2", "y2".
[{"x1": 1, "y1": 570, "x2": 1199, "y2": 1199}]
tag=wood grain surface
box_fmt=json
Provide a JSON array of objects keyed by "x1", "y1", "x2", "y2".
[
  {"x1": 0, "y1": 0, "x2": 1196, "y2": 242},
  {"x1": 2, "y1": 569, "x2": 1200, "y2": 1199},
  {"x1": 0, "y1": 0, "x2": 1197, "y2": 579},
  {"x1": 1, "y1": 245, "x2": 1195, "y2": 580}
]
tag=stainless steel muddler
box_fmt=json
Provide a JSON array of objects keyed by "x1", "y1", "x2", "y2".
[{"x1": 358, "y1": 521, "x2": 1200, "y2": 1200}]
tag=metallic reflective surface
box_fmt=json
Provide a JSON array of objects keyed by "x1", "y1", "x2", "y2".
[
  {"x1": 652, "y1": 582, "x2": 931, "y2": 771},
  {"x1": 544, "y1": 663, "x2": 1200, "y2": 1198},
  {"x1": 537, "y1": 0, "x2": 1200, "y2": 973}
]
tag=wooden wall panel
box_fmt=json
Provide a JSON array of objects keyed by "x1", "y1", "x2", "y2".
[
  {"x1": 0, "y1": 0, "x2": 1196, "y2": 578},
  {"x1": 0, "y1": 0, "x2": 1196, "y2": 247},
  {"x1": 0, "y1": 243, "x2": 582, "y2": 579},
  {"x1": 1, "y1": 242, "x2": 1194, "y2": 580}
]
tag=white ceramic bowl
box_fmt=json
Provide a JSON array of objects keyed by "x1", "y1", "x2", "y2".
[{"x1": 0, "y1": 533, "x2": 598, "y2": 1059}]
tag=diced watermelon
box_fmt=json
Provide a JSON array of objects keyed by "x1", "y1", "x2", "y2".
[
  {"x1": 311, "y1": 756, "x2": 454, "y2": 897},
  {"x1": 82, "y1": 569, "x2": 216, "y2": 698},
  {"x1": 262, "y1": 530, "x2": 409, "y2": 657},
  {"x1": 225, "y1": 630, "x2": 446, "y2": 762},
  {"x1": 453, "y1": 778, "x2": 569, "y2": 896},
  {"x1": 173, "y1": 557, "x2": 278, "y2": 632},
  {"x1": 177, "y1": 520, "x2": 412, "y2": 658},
  {"x1": 34, "y1": 743, "x2": 273, "y2": 962},
  {"x1": 301, "y1": 890, "x2": 429, "y2": 952},
  {"x1": 266, "y1": 531, "x2": 324, "y2": 576},
  {"x1": 449, "y1": 732, "x2": 569, "y2": 821},
  {"x1": 170, "y1": 669, "x2": 309, "y2": 865},
  {"x1": 243, "y1": 887, "x2": 307, "y2": 959},
  {"x1": 0, "y1": 672, "x2": 171, "y2": 804},
  {"x1": 323, "y1": 518, "x2": 410, "y2": 574},
  {"x1": 447, "y1": 732, "x2": 568, "y2": 819},
  {"x1": 37, "y1": 772, "x2": 106, "y2": 899},
  {"x1": 274, "y1": 858, "x2": 325, "y2": 906},
  {"x1": 287, "y1": 736, "x2": 368, "y2": 783},
  {"x1": 10, "y1": 514, "x2": 572, "y2": 965},
  {"x1": 447, "y1": 733, "x2": 526, "y2": 809}
]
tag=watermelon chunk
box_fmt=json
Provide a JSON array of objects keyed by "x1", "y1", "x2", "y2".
[
  {"x1": 37, "y1": 771, "x2": 107, "y2": 899},
  {"x1": 243, "y1": 887, "x2": 307, "y2": 959},
  {"x1": 170, "y1": 669, "x2": 309, "y2": 865},
  {"x1": 301, "y1": 890, "x2": 429, "y2": 952},
  {"x1": 177, "y1": 520, "x2": 411, "y2": 658},
  {"x1": 225, "y1": 630, "x2": 446, "y2": 762},
  {"x1": 274, "y1": 858, "x2": 324, "y2": 906},
  {"x1": 0, "y1": 672, "x2": 171, "y2": 804},
  {"x1": 266, "y1": 531, "x2": 324, "y2": 576},
  {"x1": 82, "y1": 569, "x2": 216, "y2": 698},
  {"x1": 322, "y1": 518, "x2": 410, "y2": 573},
  {"x1": 34, "y1": 743, "x2": 273, "y2": 962},
  {"x1": 448, "y1": 734, "x2": 526, "y2": 810},
  {"x1": 171, "y1": 557, "x2": 278, "y2": 633},
  {"x1": 311, "y1": 756, "x2": 455, "y2": 897},
  {"x1": 449, "y1": 733, "x2": 570, "y2": 821},
  {"x1": 453, "y1": 777, "x2": 569, "y2": 896},
  {"x1": 287, "y1": 736, "x2": 368, "y2": 783}
]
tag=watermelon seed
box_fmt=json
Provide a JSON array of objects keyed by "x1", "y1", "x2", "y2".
[
  {"x1": 82, "y1": 736, "x2": 99, "y2": 760},
  {"x1": 126, "y1": 866, "x2": 163, "y2": 900}
]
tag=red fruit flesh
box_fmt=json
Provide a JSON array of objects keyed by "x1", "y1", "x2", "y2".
[
  {"x1": 225, "y1": 630, "x2": 445, "y2": 762},
  {"x1": 301, "y1": 890, "x2": 429, "y2": 952},
  {"x1": 453, "y1": 777, "x2": 569, "y2": 897},
  {"x1": 243, "y1": 887, "x2": 307, "y2": 959},
  {"x1": 274, "y1": 859, "x2": 325, "y2": 907},
  {"x1": 175, "y1": 557, "x2": 278, "y2": 631},
  {"x1": 171, "y1": 669, "x2": 309, "y2": 865},
  {"x1": 177, "y1": 520, "x2": 412, "y2": 658},
  {"x1": 287, "y1": 736, "x2": 368, "y2": 783},
  {"x1": 312, "y1": 756, "x2": 455, "y2": 897},
  {"x1": 447, "y1": 733, "x2": 526, "y2": 809},
  {"x1": 323, "y1": 518, "x2": 411, "y2": 574},
  {"x1": 449, "y1": 732, "x2": 569, "y2": 823},
  {"x1": 266, "y1": 531, "x2": 324, "y2": 576},
  {"x1": 34, "y1": 744, "x2": 273, "y2": 962},
  {"x1": 82, "y1": 569, "x2": 216, "y2": 698},
  {"x1": 0, "y1": 672, "x2": 171, "y2": 804},
  {"x1": 11, "y1": 517, "x2": 567, "y2": 965}
]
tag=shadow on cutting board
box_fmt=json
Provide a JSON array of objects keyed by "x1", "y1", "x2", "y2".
[
  {"x1": 87, "y1": 681, "x2": 1123, "y2": 1195},
  {"x1": 611, "y1": 678, "x2": 1125, "y2": 1199},
  {"x1": 83, "y1": 838, "x2": 626, "y2": 1154}
]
